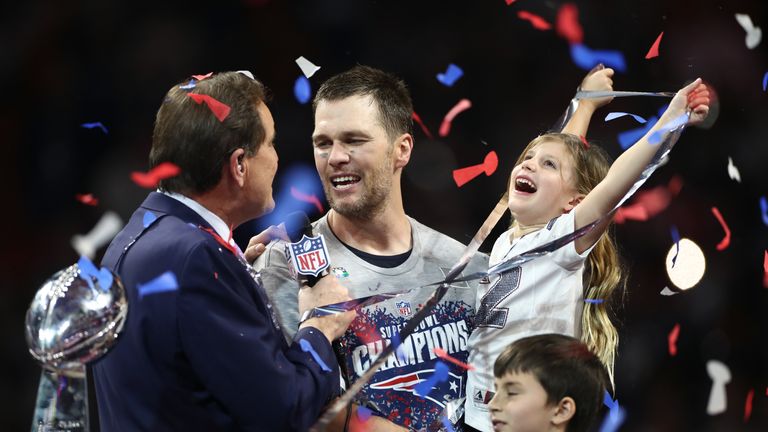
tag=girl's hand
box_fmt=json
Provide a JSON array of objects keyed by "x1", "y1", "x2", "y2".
[
  {"x1": 667, "y1": 78, "x2": 711, "y2": 125},
  {"x1": 579, "y1": 64, "x2": 615, "y2": 109}
]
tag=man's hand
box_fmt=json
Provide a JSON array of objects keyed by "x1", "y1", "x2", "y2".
[
  {"x1": 298, "y1": 275, "x2": 355, "y2": 342},
  {"x1": 245, "y1": 225, "x2": 289, "y2": 263},
  {"x1": 579, "y1": 63, "x2": 615, "y2": 110}
]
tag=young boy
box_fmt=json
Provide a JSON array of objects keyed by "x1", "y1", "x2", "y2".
[{"x1": 487, "y1": 334, "x2": 611, "y2": 432}]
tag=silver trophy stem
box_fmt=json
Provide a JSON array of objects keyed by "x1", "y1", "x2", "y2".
[{"x1": 31, "y1": 367, "x2": 88, "y2": 432}]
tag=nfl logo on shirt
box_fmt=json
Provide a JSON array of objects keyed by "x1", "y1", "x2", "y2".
[
  {"x1": 396, "y1": 301, "x2": 412, "y2": 316},
  {"x1": 288, "y1": 234, "x2": 331, "y2": 277}
]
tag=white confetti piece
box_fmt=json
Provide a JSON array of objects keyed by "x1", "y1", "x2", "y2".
[
  {"x1": 727, "y1": 157, "x2": 741, "y2": 182},
  {"x1": 660, "y1": 286, "x2": 678, "y2": 296},
  {"x1": 71, "y1": 211, "x2": 123, "y2": 259},
  {"x1": 735, "y1": 14, "x2": 762, "y2": 49},
  {"x1": 295, "y1": 56, "x2": 321, "y2": 78},
  {"x1": 706, "y1": 360, "x2": 731, "y2": 415}
]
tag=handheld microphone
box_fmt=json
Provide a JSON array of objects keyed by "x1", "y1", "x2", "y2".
[{"x1": 283, "y1": 211, "x2": 330, "y2": 287}]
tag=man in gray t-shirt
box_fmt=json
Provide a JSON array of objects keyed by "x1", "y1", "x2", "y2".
[{"x1": 249, "y1": 66, "x2": 488, "y2": 431}]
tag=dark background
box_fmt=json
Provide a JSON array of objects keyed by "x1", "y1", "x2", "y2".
[{"x1": 3, "y1": 0, "x2": 767, "y2": 430}]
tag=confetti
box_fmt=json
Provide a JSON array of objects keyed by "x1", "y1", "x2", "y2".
[
  {"x1": 614, "y1": 176, "x2": 682, "y2": 223},
  {"x1": 414, "y1": 361, "x2": 449, "y2": 397},
  {"x1": 645, "y1": 32, "x2": 664, "y2": 59},
  {"x1": 142, "y1": 210, "x2": 158, "y2": 228},
  {"x1": 441, "y1": 416, "x2": 456, "y2": 432},
  {"x1": 138, "y1": 271, "x2": 179, "y2": 299},
  {"x1": 584, "y1": 298, "x2": 604, "y2": 304},
  {"x1": 294, "y1": 76, "x2": 311, "y2": 104},
  {"x1": 763, "y1": 72, "x2": 768, "y2": 91},
  {"x1": 763, "y1": 250, "x2": 768, "y2": 288},
  {"x1": 760, "y1": 197, "x2": 768, "y2": 226},
  {"x1": 660, "y1": 286, "x2": 678, "y2": 296},
  {"x1": 648, "y1": 113, "x2": 688, "y2": 145},
  {"x1": 734, "y1": 14, "x2": 762, "y2": 49},
  {"x1": 357, "y1": 406, "x2": 373, "y2": 422},
  {"x1": 290, "y1": 186, "x2": 324, "y2": 214},
  {"x1": 744, "y1": 389, "x2": 754, "y2": 422},
  {"x1": 599, "y1": 392, "x2": 626, "y2": 432},
  {"x1": 191, "y1": 72, "x2": 213, "y2": 81},
  {"x1": 81, "y1": 122, "x2": 108, "y2": 134},
  {"x1": 706, "y1": 360, "x2": 731, "y2": 415},
  {"x1": 517, "y1": 11, "x2": 551, "y2": 31},
  {"x1": 452, "y1": 151, "x2": 498, "y2": 187},
  {"x1": 605, "y1": 112, "x2": 647, "y2": 124},
  {"x1": 131, "y1": 162, "x2": 181, "y2": 189},
  {"x1": 412, "y1": 111, "x2": 434, "y2": 139},
  {"x1": 236, "y1": 70, "x2": 255, "y2": 80},
  {"x1": 668, "y1": 323, "x2": 680, "y2": 356},
  {"x1": 75, "y1": 193, "x2": 99, "y2": 206},
  {"x1": 71, "y1": 211, "x2": 123, "y2": 259},
  {"x1": 77, "y1": 255, "x2": 113, "y2": 291},
  {"x1": 670, "y1": 225, "x2": 681, "y2": 268},
  {"x1": 727, "y1": 157, "x2": 741, "y2": 182},
  {"x1": 179, "y1": 80, "x2": 196, "y2": 90},
  {"x1": 618, "y1": 116, "x2": 658, "y2": 150},
  {"x1": 188, "y1": 93, "x2": 231, "y2": 122},
  {"x1": 299, "y1": 338, "x2": 332, "y2": 372},
  {"x1": 433, "y1": 347, "x2": 475, "y2": 370},
  {"x1": 711, "y1": 207, "x2": 731, "y2": 251},
  {"x1": 579, "y1": 135, "x2": 590, "y2": 149},
  {"x1": 295, "y1": 56, "x2": 321, "y2": 78},
  {"x1": 504, "y1": 0, "x2": 516, "y2": 5},
  {"x1": 439, "y1": 99, "x2": 472, "y2": 137},
  {"x1": 555, "y1": 3, "x2": 583, "y2": 44},
  {"x1": 436, "y1": 63, "x2": 464, "y2": 87},
  {"x1": 570, "y1": 44, "x2": 627, "y2": 73}
]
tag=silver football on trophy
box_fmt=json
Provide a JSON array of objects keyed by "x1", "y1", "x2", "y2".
[{"x1": 25, "y1": 261, "x2": 128, "y2": 377}]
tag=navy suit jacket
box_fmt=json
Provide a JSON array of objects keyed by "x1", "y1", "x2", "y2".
[{"x1": 92, "y1": 193, "x2": 339, "y2": 431}]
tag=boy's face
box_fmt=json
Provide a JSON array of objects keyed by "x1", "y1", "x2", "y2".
[{"x1": 489, "y1": 371, "x2": 558, "y2": 432}]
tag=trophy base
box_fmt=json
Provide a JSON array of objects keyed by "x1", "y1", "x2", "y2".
[{"x1": 31, "y1": 368, "x2": 89, "y2": 432}]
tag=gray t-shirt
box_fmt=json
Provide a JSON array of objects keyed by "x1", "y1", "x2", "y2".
[{"x1": 254, "y1": 214, "x2": 489, "y2": 431}]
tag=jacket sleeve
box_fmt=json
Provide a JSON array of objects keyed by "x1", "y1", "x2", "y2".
[
  {"x1": 177, "y1": 241, "x2": 338, "y2": 431},
  {"x1": 253, "y1": 240, "x2": 303, "y2": 342}
]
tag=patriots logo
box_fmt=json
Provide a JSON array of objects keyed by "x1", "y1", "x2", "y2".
[
  {"x1": 396, "y1": 301, "x2": 412, "y2": 316},
  {"x1": 369, "y1": 369, "x2": 464, "y2": 408},
  {"x1": 288, "y1": 234, "x2": 330, "y2": 277}
]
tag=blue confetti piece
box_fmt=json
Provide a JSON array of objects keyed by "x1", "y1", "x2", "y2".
[
  {"x1": 299, "y1": 338, "x2": 333, "y2": 372},
  {"x1": 648, "y1": 113, "x2": 688, "y2": 144},
  {"x1": 137, "y1": 271, "x2": 179, "y2": 299},
  {"x1": 584, "y1": 298, "x2": 604, "y2": 304},
  {"x1": 436, "y1": 63, "x2": 464, "y2": 87},
  {"x1": 759, "y1": 196, "x2": 768, "y2": 226},
  {"x1": 414, "y1": 361, "x2": 449, "y2": 397},
  {"x1": 763, "y1": 71, "x2": 768, "y2": 92},
  {"x1": 570, "y1": 44, "x2": 627, "y2": 73},
  {"x1": 143, "y1": 211, "x2": 158, "y2": 228},
  {"x1": 441, "y1": 415, "x2": 456, "y2": 432},
  {"x1": 605, "y1": 112, "x2": 647, "y2": 124},
  {"x1": 77, "y1": 255, "x2": 113, "y2": 291},
  {"x1": 357, "y1": 406, "x2": 373, "y2": 422},
  {"x1": 599, "y1": 392, "x2": 626, "y2": 432},
  {"x1": 391, "y1": 332, "x2": 409, "y2": 363},
  {"x1": 670, "y1": 225, "x2": 681, "y2": 268},
  {"x1": 179, "y1": 80, "x2": 196, "y2": 90},
  {"x1": 81, "y1": 122, "x2": 108, "y2": 134},
  {"x1": 294, "y1": 76, "x2": 311, "y2": 104},
  {"x1": 617, "y1": 116, "x2": 658, "y2": 150}
]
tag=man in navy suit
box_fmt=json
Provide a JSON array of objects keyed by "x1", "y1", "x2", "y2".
[{"x1": 92, "y1": 71, "x2": 354, "y2": 431}]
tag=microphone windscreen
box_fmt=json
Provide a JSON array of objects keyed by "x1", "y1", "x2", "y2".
[{"x1": 283, "y1": 211, "x2": 313, "y2": 242}]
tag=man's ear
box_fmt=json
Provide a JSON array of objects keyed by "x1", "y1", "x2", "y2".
[
  {"x1": 229, "y1": 148, "x2": 246, "y2": 187},
  {"x1": 564, "y1": 193, "x2": 586, "y2": 213},
  {"x1": 551, "y1": 396, "x2": 576, "y2": 427},
  {"x1": 393, "y1": 133, "x2": 413, "y2": 169}
]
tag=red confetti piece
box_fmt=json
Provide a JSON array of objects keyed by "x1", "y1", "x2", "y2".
[
  {"x1": 763, "y1": 250, "x2": 768, "y2": 288},
  {"x1": 505, "y1": 0, "x2": 516, "y2": 5},
  {"x1": 556, "y1": 3, "x2": 583, "y2": 45},
  {"x1": 517, "y1": 11, "x2": 552, "y2": 30},
  {"x1": 453, "y1": 151, "x2": 498, "y2": 187},
  {"x1": 438, "y1": 99, "x2": 472, "y2": 137},
  {"x1": 645, "y1": 31, "x2": 664, "y2": 59},
  {"x1": 668, "y1": 323, "x2": 680, "y2": 356},
  {"x1": 411, "y1": 111, "x2": 434, "y2": 139},
  {"x1": 744, "y1": 389, "x2": 754, "y2": 422},
  {"x1": 579, "y1": 135, "x2": 590, "y2": 149},
  {"x1": 188, "y1": 93, "x2": 232, "y2": 122},
  {"x1": 130, "y1": 162, "x2": 181, "y2": 189},
  {"x1": 214, "y1": 272, "x2": 218, "y2": 280},
  {"x1": 191, "y1": 72, "x2": 213, "y2": 81},
  {"x1": 711, "y1": 207, "x2": 731, "y2": 251},
  {"x1": 614, "y1": 176, "x2": 682, "y2": 224},
  {"x1": 75, "y1": 193, "x2": 99, "y2": 206},
  {"x1": 290, "y1": 186, "x2": 324, "y2": 214},
  {"x1": 434, "y1": 347, "x2": 475, "y2": 370},
  {"x1": 199, "y1": 226, "x2": 239, "y2": 257}
]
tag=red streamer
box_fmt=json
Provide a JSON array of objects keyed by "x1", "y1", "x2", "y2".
[
  {"x1": 452, "y1": 151, "x2": 498, "y2": 187},
  {"x1": 668, "y1": 323, "x2": 680, "y2": 356},
  {"x1": 433, "y1": 347, "x2": 475, "y2": 371},
  {"x1": 645, "y1": 32, "x2": 664, "y2": 59},
  {"x1": 711, "y1": 207, "x2": 731, "y2": 251},
  {"x1": 438, "y1": 99, "x2": 472, "y2": 137},
  {"x1": 517, "y1": 11, "x2": 552, "y2": 30},
  {"x1": 188, "y1": 93, "x2": 232, "y2": 122},
  {"x1": 130, "y1": 162, "x2": 181, "y2": 189},
  {"x1": 75, "y1": 193, "x2": 99, "y2": 206}
]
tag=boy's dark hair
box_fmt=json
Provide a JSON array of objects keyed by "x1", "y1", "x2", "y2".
[
  {"x1": 494, "y1": 333, "x2": 611, "y2": 432},
  {"x1": 312, "y1": 65, "x2": 413, "y2": 141},
  {"x1": 150, "y1": 71, "x2": 269, "y2": 195}
]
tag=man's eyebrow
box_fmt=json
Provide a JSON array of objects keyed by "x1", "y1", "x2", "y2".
[{"x1": 312, "y1": 130, "x2": 372, "y2": 141}]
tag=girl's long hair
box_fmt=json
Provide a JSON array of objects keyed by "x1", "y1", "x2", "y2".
[{"x1": 511, "y1": 133, "x2": 625, "y2": 386}]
